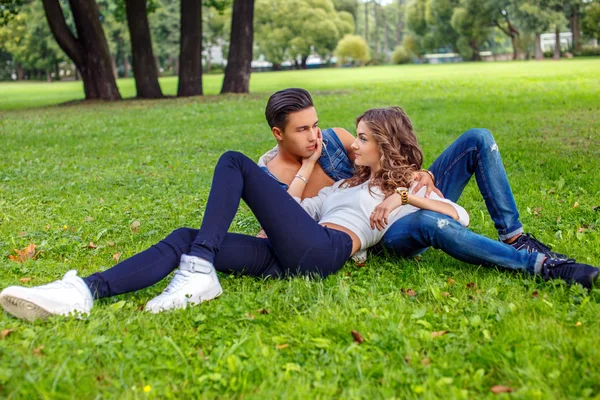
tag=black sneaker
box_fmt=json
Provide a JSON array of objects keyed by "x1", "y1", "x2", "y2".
[
  {"x1": 541, "y1": 258, "x2": 599, "y2": 289},
  {"x1": 510, "y1": 233, "x2": 567, "y2": 259}
]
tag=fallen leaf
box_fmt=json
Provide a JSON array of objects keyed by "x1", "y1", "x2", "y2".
[
  {"x1": 556, "y1": 216, "x2": 562, "y2": 224},
  {"x1": 19, "y1": 277, "x2": 31, "y2": 283},
  {"x1": 275, "y1": 343, "x2": 289, "y2": 350},
  {"x1": 107, "y1": 241, "x2": 115, "y2": 247},
  {"x1": 402, "y1": 288, "x2": 417, "y2": 297},
  {"x1": 404, "y1": 356, "x2": 411, "y2": 365},
  {"x1": 421, "y1": 357, "x2": 431, "y2": 366},
  {"x1": 45, "y1": 224, "x2": 50, "y2": 231},
  {"x1": 491, "y1": 385, "x2": 513, "y2": 394},
  {"x1": 466, "y1": 282, "x2": 477, "y2": 289},
  {"x1": 441, "y1": 292, "x2": 451, "y2": 297},
  {"x1": 33, "y1": 346, "x2": 44, "y2": 356},
  {"x1": 573, "y1": 202, "x2": 579, "y2": 208},
  {"x1": 548, "y1": 189, "x2": 555, "y2": 194},
  {"x1": 258, "y1": 308, "x2": 269, "y2": 315},
  {"x1": 244, "y1": 313, "x2": 255, "y2": 320},
  {"x1": 112, "y1": 252, "x2": 121, "y2": 263},
  {"x1": 1, "y1": 329, "x2": 14, "y2": 339},
  {"x1": 17, "y1": 231, "x2": 27, "y2": 237},
  {"x1": 8, "y1": 243, "x2": 39, "y2": 264},
  {"x1": 577, "y1": 227, "x2": 587, "y2": 233},
  {"x1": 355, "y1": 262, "x2": 366, "y2": 267},
  {"x1": 431, "y1": 330, "x2": 448, "y2": 338},
  {"x1": 131, "y1": 221, "x2": 141, "y2": 232},
  {"x1": 88, "y1": 242, "x2": 98, "y2": 249},
  {"x1": 85, "y1": 216, "x2": 94, "y2": 222},
  {"x1": 532, "y1": 291, "x2": 539, "y2": 298},
  {"x1": 447, "y1": 278, "x2": 456, "y2": 286},
  {"x1": 533, "y1": 207, "x2": 542, "y2": 216},
  {"x1": 198, "y1": 348, "x2": 208, "y2": 359},
  {"x1": 574, "y1": 321, "x2": 582, "y2": 327},
  {"x1": 100, "y1": 198, "x2": 105, "y2": 203},
  {"x1": 351, "y1": 330, "x2": 365, "y2": 344}
]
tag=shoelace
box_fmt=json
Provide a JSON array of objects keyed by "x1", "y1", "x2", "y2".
[
  {"x1": 542, "y1": 258, "x2": 576, "y2": 280},
  {"x1": 163, "y1": 269, "x2": 192, "y2": 293},
  {"x1": 516, "y1": 234, "x2": 552, "y2": 253}
]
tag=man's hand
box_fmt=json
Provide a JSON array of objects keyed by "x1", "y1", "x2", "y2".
[
  {"x1": 302, "y1": 130, "x2": 323, "y2": 166},
  {"x1": 370, "y1": 194, "x2": 404, "y2": 231},
  {"x1": 256, "y1": 229, "x2": 268, "y2": 239},
  {"x1": 412, "y1": 171, "x2": 444, "y2": 198}
]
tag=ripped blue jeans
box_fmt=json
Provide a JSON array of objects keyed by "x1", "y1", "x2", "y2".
[{"x1": 382, "y1": 129, "x2": 544, "y2": 274}]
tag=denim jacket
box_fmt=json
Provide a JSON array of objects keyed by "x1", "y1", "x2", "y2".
[{"x1": 257, "y1": 128, "x2": 355, "y2": 190}]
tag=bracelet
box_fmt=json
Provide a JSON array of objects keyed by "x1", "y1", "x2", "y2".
[
  {"x1": 420, "y1": 169, "x2": 435, "y2": 184},
  {"x1": 395, "y1": 187, "x2": 409, "y2": 205},
  {"x1": 294, "y1": 174, "x2": 308, "y2": 184}
]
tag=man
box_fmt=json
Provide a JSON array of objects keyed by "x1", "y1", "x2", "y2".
[{"x1": 258, "y1": 88, "x2": 566, "y2": 263}]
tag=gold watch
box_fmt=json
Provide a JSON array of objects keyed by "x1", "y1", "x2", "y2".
[{"x1": 395, "y1": 187, "x2": 409, "y2": 205}]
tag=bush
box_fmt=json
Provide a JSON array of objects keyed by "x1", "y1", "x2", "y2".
[
  {"x1": 574, "y1": 46, "x2": 600, "y2": 57},
  {"x1": 392, "y1": 46, "x2": 413, "y2": 64},
  {"x1": 334, "y1": 34, "x2": 370, "y2": 66}
]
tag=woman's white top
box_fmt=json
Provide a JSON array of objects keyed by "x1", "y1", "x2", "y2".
[{"x1": 294, "y1": 180, "x2": 469, "y2": 255}]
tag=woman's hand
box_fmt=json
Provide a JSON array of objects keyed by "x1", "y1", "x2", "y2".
[
  {"x1": 302, "y1": 130, "x2": 323, "y2": 166},
  {"x1": 370, "y1": 194, "x2": 404, "y2": 231},
  {"x1": 412, "y1": 171, "x2": 443, "y2": 198}
]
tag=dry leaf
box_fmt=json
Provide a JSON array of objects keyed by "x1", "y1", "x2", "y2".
[
  {"x1": 112, "y1": 252, "x2": 121, "y2": 263},
  {"x1": 33, "y1": 346, "x2": 44, "y2": 356},
  {"x1": 404, "y1": 356, "x2": 411, "y2": 365},
  {"x1": 491, "y1": 385, "x2": 513, "y2": 394},
  {"x1": 421, "y1": 357, "x2": 431, "y2": 366},
  {"x1": 244, "y1": 313, "x2": 255, "y2": 320},
  {"x1": 258, "y1": 308, "x2": 269, "y2": 315},
  {"x1": 431, "y1": 330, "x2": 448, "y2": 338},
  {"x1": 45, "y1": 224, "x2": 50, "y2": 231},
  {"x1": 574, "y1": 321, "x2": 582, "y2": 327},
  {"x1": 402, "y1": 288, "x2": 417, "y2": 297},
  {"x1": 442, "y1": 292, "x2": 450, "y2": 297},
  {"x1": 88, "y1": 242, "x2": 98, "y2": 249},
  {"x1": 532, "y1": 291, "x2": 539, "y2": 298},
  {"x1": 556, "y1": 216, "x2": 562, "y2": 224},
  {"x1": 100, "y1": 198, "x2": 105, "y2": 203},
  {"x1": 8, "y1": 243, "x2": 39, "y2": 264},
  {"x1": 19, "y1": 277, "x2": 31, "y2": 283},
  {"x1": 107, "y1": 241, "x2": 115, "y2": 247},
  {"x1": 131, "y1": 221, "x2": 141, "y2": 232},
  {"x1": 351, "y1": 330, "x2": 365, "y2": 344},
  {"x1": 533, "y1": 207, "x2": 542, "y2": 216},
  {"x1": 466, "y1": 282, "x2": 477, "y2": 289},
  {"x1": 17, "y1": 231, "x2": 27, "y2": 237},
  {"x1": 1, "y1": 329, "x2": 14, "y2": 339},
  {"x1": 85, "y1": 216, "x2": 94, "y2": 222},
  {"x1": 355, "y1": 262, "x2": 366, "y2": 267},
  {"x1": 198, "y1": 348, "x2": 208, "y2": 359},
  {"x1": 275, "y1": 343, "x2": 289, "y2": 350},
  {"x1": 577, "y1": 227, "x2": 587, "y2": 233},
  {"x1": 447, "y1": 278, "x2": 456, "y2": 286},
  {"x1": 573, "y1": 202, "x2": 579, "y2": 208}
]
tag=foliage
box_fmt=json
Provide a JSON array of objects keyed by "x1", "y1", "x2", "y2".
[
  {"x1": 334, "y1": 33, "x2": 370, "y2": 64},
  {"x1": 391, "y1": 45, "x2": 413, "y2": 63},
  {"x1": 582, "y1": 1, "x2": 600, "y2": 40}
]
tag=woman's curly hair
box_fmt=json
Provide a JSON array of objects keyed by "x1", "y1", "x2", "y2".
[{"x1": 343, "y1": 106, "x2": 423, "y2": 197}]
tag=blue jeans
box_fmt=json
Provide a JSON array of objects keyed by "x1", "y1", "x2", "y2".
[
  {"x1": 382, "y1": 129, "x2": 544, "y2": 274},
  {"x1": 84, "y1": 152, "x2": 352, "y2": 299}
]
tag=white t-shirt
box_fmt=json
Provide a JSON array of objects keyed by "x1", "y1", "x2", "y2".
[{"x1": 294, "y1": 180, "x2": 469, "y2": 260}]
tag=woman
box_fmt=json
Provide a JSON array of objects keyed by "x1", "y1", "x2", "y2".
[{"x1": 1, "y1": 107, "x2": 597, "y2": 321}]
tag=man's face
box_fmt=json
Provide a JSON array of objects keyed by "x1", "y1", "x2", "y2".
[{"x1": 274, "y1": 107, "x2": 320, "y2": 158}]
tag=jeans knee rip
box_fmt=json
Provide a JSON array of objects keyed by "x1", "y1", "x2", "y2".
[
  {"x1": 437, "y1": 219, "x2": 450, "y2": 229},
  {"x1": 490, "y1": 142, "x2": 499, "y2": 152}
]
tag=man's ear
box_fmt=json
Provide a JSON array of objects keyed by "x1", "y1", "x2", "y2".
[{"x1": 272, "y1": 126, "x2": 284, "y2": 141}]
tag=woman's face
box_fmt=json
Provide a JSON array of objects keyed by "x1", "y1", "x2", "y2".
[{"x1": 352, "y1": 121, "x2": 381, "y2": 173}]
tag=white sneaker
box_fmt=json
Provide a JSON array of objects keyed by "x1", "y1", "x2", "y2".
[
  {"x1": 0, "y1": 270, "x2": 93, "y2": 322},
  {"x1": 145, "y1": 255, "x2": 223, "y2": 314}
]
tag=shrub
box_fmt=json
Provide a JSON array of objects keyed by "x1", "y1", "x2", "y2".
[
  {"x1": 334, "y1": 34, "x2": 370, "y2": 66},
  {"x1": 392, "y1": 46, "x2": 413, "y2": 64}
]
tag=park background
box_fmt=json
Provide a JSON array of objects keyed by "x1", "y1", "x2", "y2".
[{"x1": 1, "y1": 0, "x2": 600, "y2": 398}]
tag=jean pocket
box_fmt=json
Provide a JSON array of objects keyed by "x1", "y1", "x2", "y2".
[{"x1": 297, "y1": 247, "x2": 341, "y2": 278}]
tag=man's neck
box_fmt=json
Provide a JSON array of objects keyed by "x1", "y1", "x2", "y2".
[{"x1": 275, "y1": 145, "x2": 303, "y2": 167}]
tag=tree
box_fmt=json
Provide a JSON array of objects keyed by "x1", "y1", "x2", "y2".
[
  {"x1": 334, "y1": 33, "x2": 370, "y2": 65},
  {"x1": 125, "y1": 0, "x2": 163, "y2": 98},
  {"x1": 451, "y1": 0, "x2": 494, "y2": 60},
  {"x1": 178, "y1": 0, "x2": 203, "y2": 96},
  {"x1": 512, "y1": 0, "x2": 559, "y2": 59},
  {"x1": 42, "y1": 0, "x2": 121, "y2": 100},
  {"x1": 149, "y1": 0, "x2": 180, "y2": 75},
  {"x1": 221, "y1": 0, "x2": 254, "y2": 93},
  {"x1": 493, "y1": 3, "x2": 520, "y2": 60},
  {"x1": 582, "y1": 1, "x2": 600, "y2": 40}
]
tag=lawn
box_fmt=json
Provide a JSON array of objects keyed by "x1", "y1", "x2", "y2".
[{"x1": 0, "y1": 59, "x2": 599, "y2": 399}]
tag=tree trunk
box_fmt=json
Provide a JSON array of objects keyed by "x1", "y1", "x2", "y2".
[
  {"x1": 221, "y1": 0, "x2": 254, "y2": 94},
  {"x1": 364, "y1": 0, "x2": 369, "y2": 43},
  {"x1": 17, "y1": 63, "x2": 24, "y2": 80},
  {"x1": 123, "y1": 56, "x2": 129, "y2": 78},
  {"x1": 112, "y1": 55, "x2": 118, "y2": 80},
  {"x1": 396, "y1": 0, "x2": 404, "y2": 45},
  {"x1": 178, "y1": 0, "x2": 203, "y2": 96},
  {"x1": 301, "y1": 55, "x2": 308, "y2": 69},
  {"x1": 511, "y1": 36, "x2": 518, "y2": 60},
  {"x1": 535, "y1": 33, "x2": 543, "y2": 60},
  {"x1": 46, "y1": 70, "x2": 52, "y2": 82},
  {"x1": 125, "y1": 0, "x2": 163, "y2": 98},
  {"x1": 553, "y1": 27, "x2": 561, "y2": 59},
  {"x1": 55, "y1": 62, "x2": 60, "y2": 81},
  {"x1": 42, "y1": 0, "x2": 121, "y2": 100},
  {"x1": 471, "y1": 41, "x2": 481, "y2": 61},
  {"x1": 272, "y1": 63, "x2": 282, "y2": 71},
  {"x1": 570, "y1": 14, "x2": 580, "y2": 52}
]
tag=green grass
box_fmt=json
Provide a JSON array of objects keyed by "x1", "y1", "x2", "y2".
[{"x1": 1, "y1": 59, "x2": 599, "y2": 398}]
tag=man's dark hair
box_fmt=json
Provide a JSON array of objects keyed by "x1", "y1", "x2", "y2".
[{"x1": 265, "y1": 88, "x2": 314, "y2": 130}]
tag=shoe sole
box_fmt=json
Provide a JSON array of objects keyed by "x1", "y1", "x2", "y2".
[
  {"x1": 0, "y1": 295, "x2": 53, "y2": 322},
  {"x1": 146, "y1": 285, "x2": 223, "y2": 314}
]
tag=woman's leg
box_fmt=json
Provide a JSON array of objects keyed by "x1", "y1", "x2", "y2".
[{"x1": 188, "y1": 151, "x2": 352, "y2": 277}]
